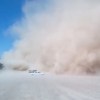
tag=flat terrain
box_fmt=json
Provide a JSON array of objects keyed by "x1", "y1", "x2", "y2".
[{"x1": 0, "y1": 71, "x2": 100, "y2": 100}]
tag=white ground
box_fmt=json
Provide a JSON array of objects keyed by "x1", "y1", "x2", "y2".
[{"x1": 0, "y1": 70, "x2": 100, "y2": 100}]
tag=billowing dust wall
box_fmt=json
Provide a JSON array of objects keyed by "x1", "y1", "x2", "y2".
[{"x1": 2, "y1": 0, "x2": 100, "y2": 74}]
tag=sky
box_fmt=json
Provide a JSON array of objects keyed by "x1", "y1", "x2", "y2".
[{"x1": 0, "y1": 0, "x2": 25, "y2": 56}]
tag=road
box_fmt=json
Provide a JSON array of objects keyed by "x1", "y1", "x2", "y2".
[{"x1": 0, "y1": 71, "x2": 100, "y2": 100}]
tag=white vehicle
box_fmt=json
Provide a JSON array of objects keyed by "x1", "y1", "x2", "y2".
[
  {"x1": 28, "y1": 69, "x2": 44, "y2": 75},
  {"x1": 29, "y1": 70, "x2": 40, "y2": 73}
]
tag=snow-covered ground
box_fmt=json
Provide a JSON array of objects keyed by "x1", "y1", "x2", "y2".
[{"x1": 0, "y1": 71, "x2": 100, "y2": 100}]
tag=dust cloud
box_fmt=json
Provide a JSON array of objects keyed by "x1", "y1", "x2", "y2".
[{"x1": 2, "y1": 0, "x2": 100, "y2": 75}]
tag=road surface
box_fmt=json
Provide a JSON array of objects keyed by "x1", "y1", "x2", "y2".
[{"x1": 0, "y1": 71, "x2": 100, "y2": 100}]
